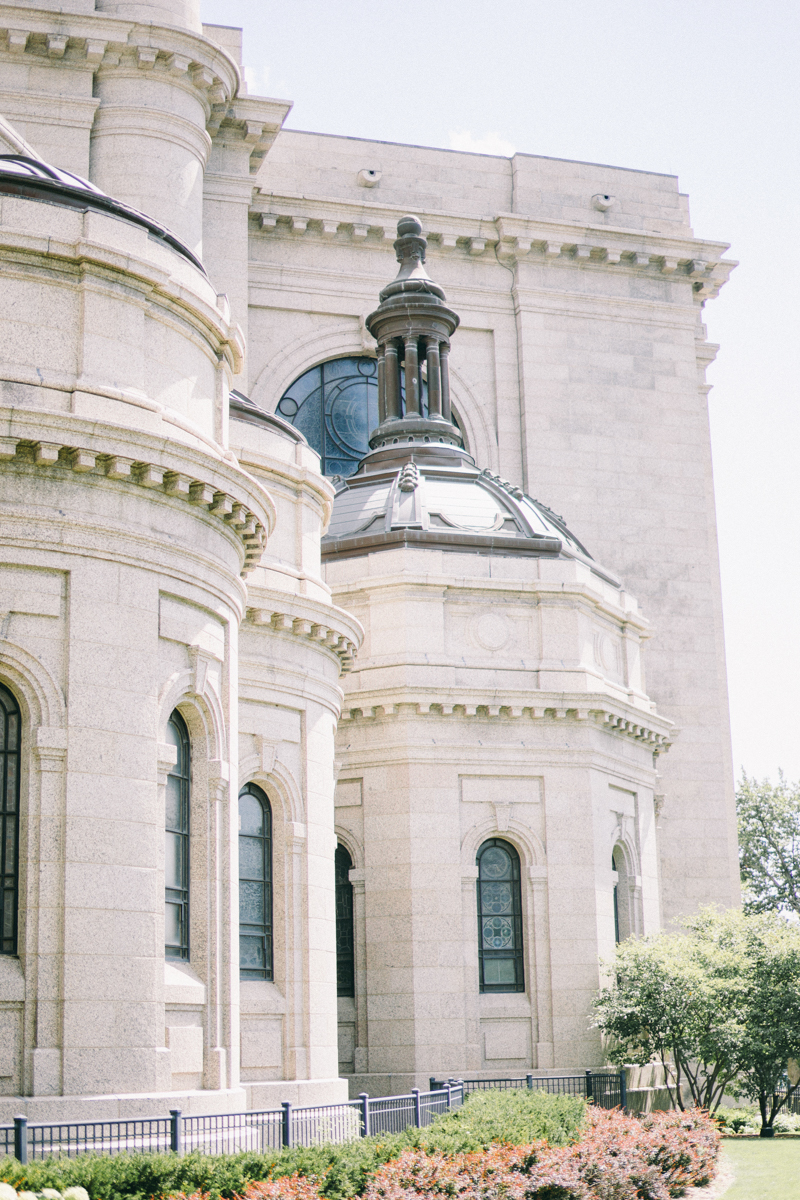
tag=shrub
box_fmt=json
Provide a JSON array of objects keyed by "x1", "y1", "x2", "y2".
[
  {"x1": 0, "y1": 1096, "x2": 719, "y2": 1200},
  {"x1": 0, "y1": 1093, "x2": 586, "y2": 1200},
  {"x1": 360, "y1": 1107, "x2": 718, "y2": 1200}
]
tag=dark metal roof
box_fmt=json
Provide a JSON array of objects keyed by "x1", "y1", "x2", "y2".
[
  {"x1": 0, "y1": 155, "x2": 205, "y2": 273},
  {"x1": 229, "y1": 390, "x2": 308, "y2": 443}
]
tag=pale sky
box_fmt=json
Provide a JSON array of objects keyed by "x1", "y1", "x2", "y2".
[{"x1": 200, "y1": 0, "x2": 800, "y2": 784}]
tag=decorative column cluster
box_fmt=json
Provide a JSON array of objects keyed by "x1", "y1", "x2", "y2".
[{"x1": 366, "y1": 216, "x2": 462, "y2": 449}]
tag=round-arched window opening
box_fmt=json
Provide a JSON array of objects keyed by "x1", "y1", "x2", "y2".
[
  {"x1": 276, "y1": 355, "x2": 461, "y2": 478},
  {"x1": 612, "y1": 845, "x2": 632, "y2": 943},
  {"x1": 476, "y1": 838, "x2": 524, "y2": 993}
]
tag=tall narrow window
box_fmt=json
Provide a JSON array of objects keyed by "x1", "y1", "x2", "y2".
[
  {"x1": 612, "y1": 846, "x2": 630, "y2": 942},
  {"x1": 335, "y1": 844, "x2": 355, "y2": 997},
  {"x1": 239, "y1": 783, "x2": 272, "y2": 979},
  {"x1": 165, "y1": 710, "x2": 190, "y2": 960},
  {"x1": 477, "y1": 838, "x2": 524, "y2": 993},
  {"x1": 0, "y1": 684, "x2": 20, "y2": 956}
]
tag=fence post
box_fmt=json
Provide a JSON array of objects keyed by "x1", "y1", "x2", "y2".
[
  {"x1": 412, "y1": 1087, "x2": 421, "y2": 1128},
  {"x1": 281, "y1": 1101, "x2": 292, "y2": 1148},
  {"x1": 359, "y1": 1092, "x2": 370, "y2": 1138},
  {"x1": 526, "y1": 1073, "x2": 533, "y2": 1090},
  {"x1": 169, "y1": 1108, "x2": 182, "y2": 1154},
  {"x1": 445, "y1": 1083, "x2": 452, "y2": 1110},
  {"x1": 585, "y1": 1070, "x2": 593, "y2": 1101},
  {"x1": 429, "y1": 1077, "x2": 438, "y2": 1093},
  {"x1": 13, "y1": 1115, "x2": 27, "y2": 1164},
  {"x1": 619, "y1": 1069, "x2": 627, "y2": 1113}
]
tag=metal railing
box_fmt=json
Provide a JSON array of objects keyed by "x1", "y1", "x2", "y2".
[
  {"x1": 431, "y1": 1070, "x2": 627, "y2": 1111},
  {"x1": 1, "y1": 1082, "x2": 464, "y2": 1162},
  {"x1": 1, "y1": 1071, "x2": 627, "y2": 1163}
]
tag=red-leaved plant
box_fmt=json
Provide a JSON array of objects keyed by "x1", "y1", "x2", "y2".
[
  {"x1": 170, "y1": 1106, "x2": 719, "y2": 1200},
  {"x1": 361, "y1": 1107, "x2": 719, "y2": 1200}
]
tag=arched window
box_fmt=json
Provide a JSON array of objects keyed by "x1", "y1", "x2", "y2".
[
  {"x1": 165, "y1": 710, "x2": 190, "y2": 960},
  {"x1": 476, "y1": 839, "x2": 524, "y2": 993},
  {"x1": 612, "y1": 846, "x2": 631, "y2": 942},
  {"x1": 0, "y1": 684, "x2": 21, "y2": 957},
  {"x1": 335, "y1": 844, "x2": 355, "y2": 997},
  {"x1": 276, "y1": 355, "x2": 458, "y2": 478},
  {"x1": 239, "y1": 783, "x2": 272, "y2": 980}
]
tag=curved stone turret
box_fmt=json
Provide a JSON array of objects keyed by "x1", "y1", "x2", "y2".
[{"x1": 95, "y1": 0, "x2": 202, "y2": 32}]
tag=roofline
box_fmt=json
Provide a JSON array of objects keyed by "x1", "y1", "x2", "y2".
[{"x1": 277, "y1": 127, "x2": 680, "y2": 182}]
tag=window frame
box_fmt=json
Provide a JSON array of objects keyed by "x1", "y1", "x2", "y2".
[
  {"x1": 276, "y1": 355, "x2": 460, "y2": 478},
  {"x1": 0, "y1": 683, "x2": 21, "y2": 957},
  {"x1": 238, "y1": 782, "x2": 273, "y2": 981},
  {"x1": 476, "y1": 837, "x2": 525, "y2": 994},
  {"x1": 165, "y1": 709, "x2": 191, "y2": 961},
  {"x1": 335, "y1": 843, "x2": 355, "y2": 997}
]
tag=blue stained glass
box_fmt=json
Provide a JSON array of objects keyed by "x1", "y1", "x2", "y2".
[
  {"x1": 277, "y1": 356, "x2": 436, "y2": 478},
  {"x1": 476, "y1": 838, "x2": 524, "y2": 994}
]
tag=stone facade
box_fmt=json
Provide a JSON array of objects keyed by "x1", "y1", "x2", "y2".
[{"x1": 0, "y1": 0, "x2": 738, "y2": 1115}]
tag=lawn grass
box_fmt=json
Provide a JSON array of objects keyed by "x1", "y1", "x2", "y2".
[{"x1": 722, "y1": 1138, "x2": 800, "y2": 1199}]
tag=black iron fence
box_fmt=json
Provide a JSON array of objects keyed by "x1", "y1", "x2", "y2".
[
  {"x1": 1, "y1": 1082, "x2": 464, "y2": 1163},
  {"x1": 1, "y1": 1072, "x2": 628, "y2": 1164},
  {"x1": 431, "y1": 1070, "x2": 627, "y2": 1111}
]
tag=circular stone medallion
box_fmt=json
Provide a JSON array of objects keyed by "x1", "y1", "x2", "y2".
[{"x1": 475, "y1": 612, "x2": 510, "y2": 651}]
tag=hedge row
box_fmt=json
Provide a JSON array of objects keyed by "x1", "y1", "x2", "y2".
[
  {"x1": 0, "y1": 1092, "x2": 585, "y2": 1200},
  {"x1": 222, "y1": 1108, "x2": 719, "y2": 1200}
]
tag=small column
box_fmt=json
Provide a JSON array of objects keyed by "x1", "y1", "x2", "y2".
[
  {"x1": 440, "y1": 342, "x2": 452, "y2": 421},
  {"x1": 426, "y1": 338, "x2": 442, "y2": 418},
  {"x1": 385, "y1": 341, "x2": 401, "y2": 419},
  {"x1": 377, "y1": 345, "x2": 386, "y2": 424},
  {"x1": 404, "y1": 336, "x2": 420, "y2": 415}
]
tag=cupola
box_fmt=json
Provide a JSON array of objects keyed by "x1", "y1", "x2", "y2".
[{"x1": 324, "y1": 218, "x2": 616, "y2": 584}]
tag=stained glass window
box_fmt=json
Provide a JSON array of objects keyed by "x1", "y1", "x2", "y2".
[
  {"x1": 239, "y1": 783, "x2": 272, "y2": 980},
  {"x1": 277, "y1": 355, "x2": 442, "y2": 478},
  {"x1": 165, "y1": 710, "x2": 190, "y2": 960},
  {"x1": 335, "y1": 844, "x2": 355, "y2": 997},
  {"x1": 0, "y1": 684, "x2": 20, "y2": 956},
  {"x1": 477, "y1": 838, "x2": 524, "y2": 993}
]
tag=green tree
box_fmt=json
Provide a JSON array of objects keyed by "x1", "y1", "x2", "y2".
[
  {"x1": 592, "y1": 908, "x2": 800, "y2": 1131},
  {"x1": 737, "y1": 771, "x2": 800, "y2": 918}
]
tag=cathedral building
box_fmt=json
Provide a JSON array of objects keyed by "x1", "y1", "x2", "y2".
[{"x1": 0, "y1": 0, "x2": 738, "y2": 1116}]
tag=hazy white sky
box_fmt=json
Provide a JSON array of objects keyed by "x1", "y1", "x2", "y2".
[{"x1": 201, "y1": 0, "x2": 800, "y2": 783}]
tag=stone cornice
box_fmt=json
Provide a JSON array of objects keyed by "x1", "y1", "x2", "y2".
[
  {"x1": 208, "y1": 96, "x2": 292, "y2": 175},
  {"x1": 0, "y1": 218, "x2": 244, "y2": 374},
  {"x1": 233, "y1": 446, "x2": 335, "y2": 530},
  {"x1": 0, "y1": 414, "x2": 273, "y2": 576},
  {"x1": 250, "y1": 192, "x2": 736, "y2": 299},
  {"x1": 244, "y1": 598, "x2": 362, "y2": 675},
  {"x1": 337, "y1": 689, "x2": 673, "y2": 751},
  {"x1": 0, "y1": 9, "x2": 241, "y2": 119}
]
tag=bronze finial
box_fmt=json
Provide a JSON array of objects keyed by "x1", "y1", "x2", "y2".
[{"x1": 365, "y1": 217, "x2": 461, "y2": 449}]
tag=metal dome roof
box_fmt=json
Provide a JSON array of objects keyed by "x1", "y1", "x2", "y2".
[
  {"x1": 323, "y1": 441, "x2": 617, "y2": 582},
  {"x1": 0, "y1": 155, "x2": 204, "y2": 272},
  {"x1": 323, "y1": 216, "x2": 616, "y2": 582}
]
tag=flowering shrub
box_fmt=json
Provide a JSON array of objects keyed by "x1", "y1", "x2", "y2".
[
  {"x1": 360, "y1": 1107, "x2": 719, "y2": 1200},
  {"x1": 172, "y1": 1181, "x2": 325, "y2": 1200},
  {"x1": 242, "y1": 1178, "x2": 328, "y2": 1200}
]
